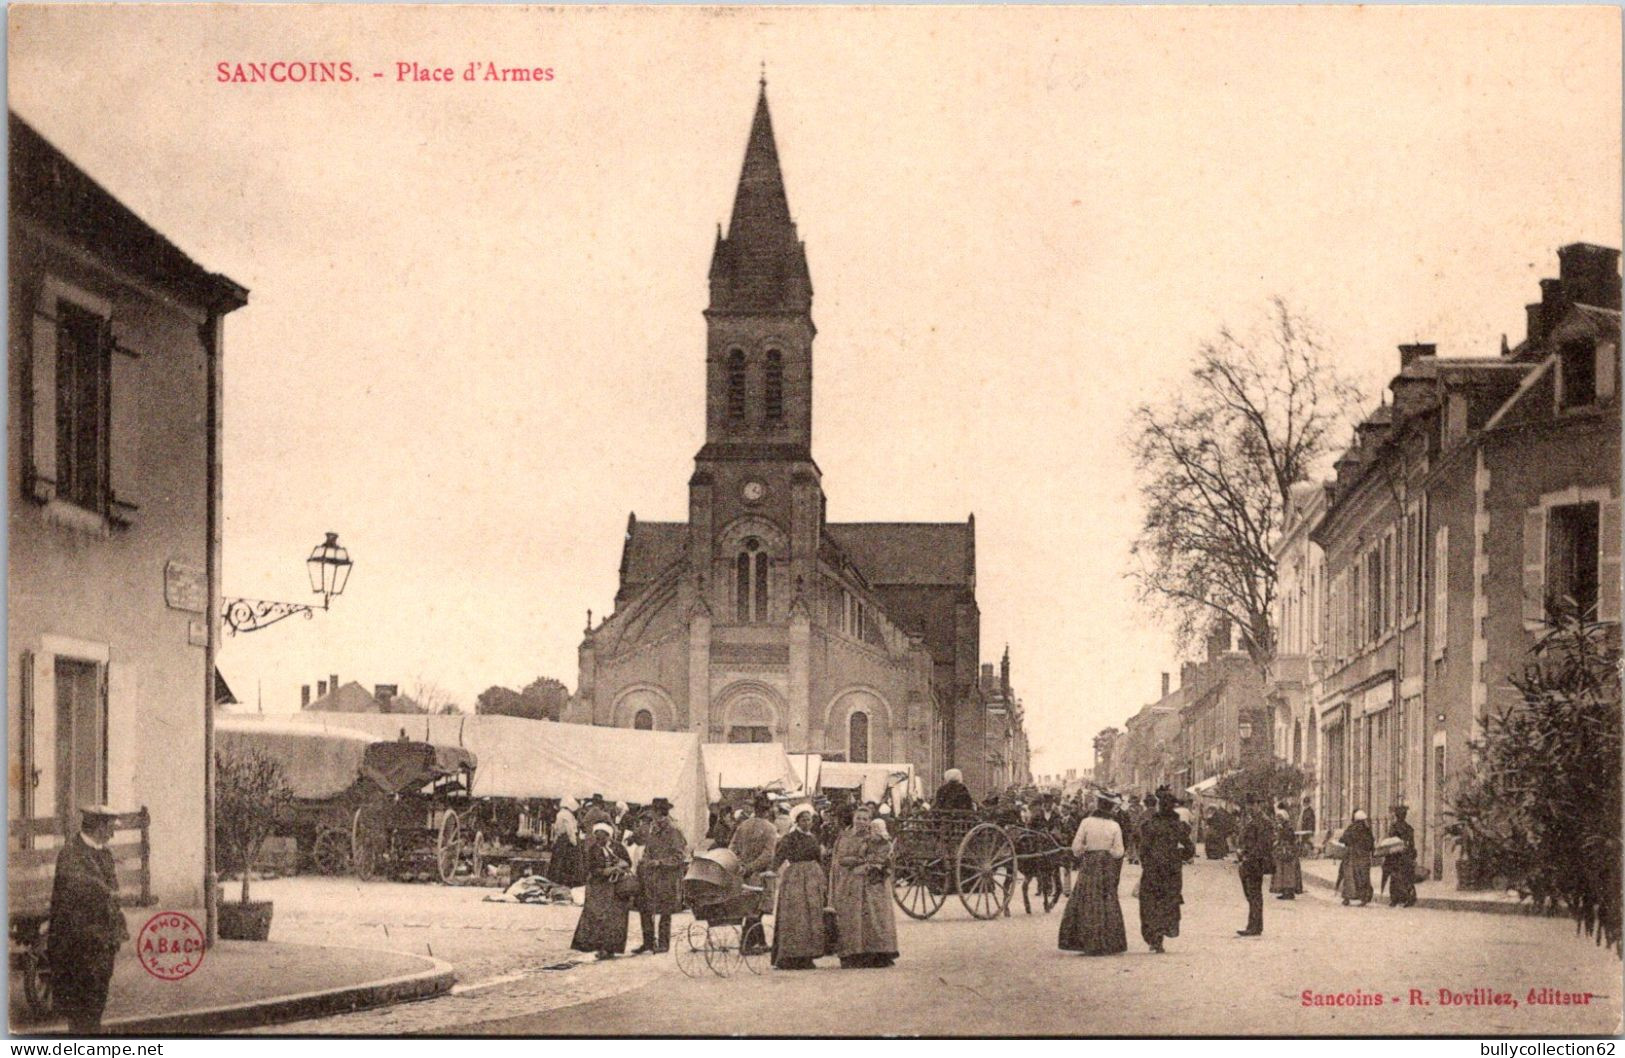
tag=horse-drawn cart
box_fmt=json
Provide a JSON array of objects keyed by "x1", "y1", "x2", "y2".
[
  {"x1": 216, "y1": 717, "x2": 479, "y2": 884},
  {"x1": 889, "y1": 809, "x2": 1067, "y2": 920},
  {"x1": 348, "y1": 739, "x2": 478, "y2": 884}
]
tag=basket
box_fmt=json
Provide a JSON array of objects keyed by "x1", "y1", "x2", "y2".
[{"x1": 1326, "y1": 841, "x2": 1347, "y2": 861}]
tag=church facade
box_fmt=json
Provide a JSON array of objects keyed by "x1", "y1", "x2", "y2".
[{"x1": 564, "y1": 87, "x2": 994, "y2": 792}]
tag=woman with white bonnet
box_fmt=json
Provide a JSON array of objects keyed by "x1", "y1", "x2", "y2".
[
  {"x1": 570, "y1": 821, "x2": 634, "y2": 959},
  {"x1": 1336, "y1": 809, "x2": 1376, "y2": 906},
  {"x1": 933, "y1": 768, "x2": 976, "y2": 812},
  {"x1": 771, "y1": 802, "x2": 827, "y2": 969}
]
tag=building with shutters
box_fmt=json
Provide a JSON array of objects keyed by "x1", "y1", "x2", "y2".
[
  {"x1": 1312, "y1": 243, "x2": 1620, "y2": 887},
  {"x1": 7, "y1": 114, "x2": 248, "y2": 907},
  {"x1": 563, "y1": 85, "x2": 1001, "y2": 793}
]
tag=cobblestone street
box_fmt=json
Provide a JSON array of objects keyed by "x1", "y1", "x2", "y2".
[{"x1": 244, "y1": 861, "x2": 1620, "y2": 1036}]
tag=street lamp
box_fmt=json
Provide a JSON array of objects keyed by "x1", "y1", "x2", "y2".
[{"x1": 224, "y1": 532, "x2": 354, "y2": 634}]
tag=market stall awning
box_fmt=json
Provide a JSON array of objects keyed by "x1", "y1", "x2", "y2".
[
  {"x1": 701, "y1": 742, "x2": 803, "y2": 802},
  {"x1": 820, "y1": 762, "x2": 915, "y2": 804}
]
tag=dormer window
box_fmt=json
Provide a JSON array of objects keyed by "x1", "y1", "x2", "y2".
[
  {"x1": 1560, "y1": 339, "x2": 1598, "y2": 409},
  {"x1": 726, "y1": 349, "x2": 747, "y2": 421},
  {"x1": 764, "y1": 350, "x2": 784, "y2": 422}
]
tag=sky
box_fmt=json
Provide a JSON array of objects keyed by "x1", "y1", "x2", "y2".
[{"x1": 8, "y1": 5, "x2": 1620, "y2": 776}]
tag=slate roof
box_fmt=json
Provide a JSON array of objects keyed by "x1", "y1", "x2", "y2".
[
  {"x1": 707, "y1": 86, "x2": 812, "y2": 315},
  {"x1": 619, "y1": 520, "x2": 687, "y2": 596},
  {"x1": 10, "y1": 113, "x2": 248, "y2": 312},
  {"x1": 825, "y1": 522, "x2": 974, "y2": 586}
]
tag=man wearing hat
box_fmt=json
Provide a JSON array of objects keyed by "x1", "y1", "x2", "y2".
[
  {"x1": 933, "y1": 768, "x2": 976, "y2": 812},
  {"x1": 632, "y1": 797, "x2": 687, "y2": 954},
  {"x1": 729, "y1": 794, "x2": 779, "y2": 953},
  {"x1": 1236, "y1": 795, "x2": 1275, "y2": 937},
  {"x1": 49, "y1": 805, "x2": 129, "y2": 1032}
]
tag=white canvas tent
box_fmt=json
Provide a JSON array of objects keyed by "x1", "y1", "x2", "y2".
[
  {"x1": 270, "y1": 713, "x2": 708, "y2": 845},
  {"x1": 701, "y1": 743, "x2": 803, "y2": 802},
  {"x1": 216, "y1": 715, "x2": 381, "y2": 800},
  {"x1": 819, "y1": 761, "x2": 916, "y2": 805},
  {"x1": 786, "y1": 754, "x2": 823, "y2": 793}
]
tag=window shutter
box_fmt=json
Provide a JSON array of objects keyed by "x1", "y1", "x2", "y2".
[
  {"x1": 1432, "y1": 526, "x2": 1450, "y2": 659},
  {"x1": 31, "y1": 652, "x2": 57, "y2": 821},
  {"x1": 1522, "y1": 506, "x2": 1547, "y2": 625},
  {"x1": 1599, "y1": 499, "x2": 1621, "y2": 624},
  {"x1": 107, "y1": 332, "x2": 142, "y2": 526},
  {"x1": 105, "y1": 661, "x2": 138, "y2": 808},
  {"x1": 28, "y1": 307, "x2": 57, "y2": 502},
  {"x1": 1597, "y1": 342, "x2": 1617, "y2": 403}
]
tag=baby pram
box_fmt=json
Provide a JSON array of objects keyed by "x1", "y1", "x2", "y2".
[{"x1": 675, "y1": 848, "x2": 772, "y2": 978}]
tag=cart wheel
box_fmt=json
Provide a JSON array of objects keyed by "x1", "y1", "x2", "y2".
[
  {"x1": 436, "y1": 811, "x2": 463, "y2": 885},
  {"x1": 22, "y1": 947, "x2": 52, "y2": 1019},
  {"x1": 957, "y1": 823, "x2": 1017, "y2": 920},
  {"x1": 893, "y1": 858, "x2": 948, "y2": 919},
  {"x1": 741, "y1": 920, "x2": 770, "y2": 975},
  {"x1": 351, "y1": 806, "x2": 377, "y2": 882},
  {"x1": 674, "y1": 922, "x2": 708, "y2": 978},
  {"x1": 468, "y1": 830, "x2": 486, "y2": 885},
  {"x1": 311, "y1": 827, "x2": 351, "y2": 876}
]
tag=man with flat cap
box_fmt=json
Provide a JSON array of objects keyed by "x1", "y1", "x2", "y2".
[
  {"x1": 633, "y1": 797, "x2": 687, "y2": 954},
  {"x1": 50, "y1": 805, "x2": 129, "y2": 1033}
]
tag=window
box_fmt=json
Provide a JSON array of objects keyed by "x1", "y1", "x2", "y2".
[
  {"x1": 1547, "y1": 502, "x2": 1601, "y2": 618},
  {"x1": 848, "y1": 711, "x2": 869, "y2": 764},
  {"x1": 725, "y1": 349, "x2": 747, "y2": 421},
  {"x1": 764, "y1": 350, "x2": 784, "y2": 422},
  {"x1": 1432, "y1": 526, "x2": 1450, "y2": 659},
  {"x1": 54, "y1": 299, "x2": 111, "y2": 513},
  {"x1": 735, "y1": 538, "x2": 768, "y2": 623},
  {"x1": 55, "y1": 657, "x2": 106, "y2": 832},
  {"x1": 1560, "y1": 340, "x2": 1597, "y2": 409},
  {"x1": 633, "y1": 709, "x2": 654, "y2": 730}
]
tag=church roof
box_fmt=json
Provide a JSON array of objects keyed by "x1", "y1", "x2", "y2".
[
  {"x1": 826, "y1": 522, "x2": 975, "y2": 586},
  {"x1": 619, "y1": 520, "x2": 687, "y2": 597},
  {"x1": 708, "y1": 85, "x2": 812, "y2": 315}
]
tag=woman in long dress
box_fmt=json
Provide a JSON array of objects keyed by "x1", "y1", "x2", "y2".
[
  {"x1": 1270, "y1": 806, "x2": 1303, "y2": 900},
  {"x1": 772, "y1": 804, "x2": 827, "y2": 969},
  {"x1": 1336, "y1": 809, "x2": 1375, "y2": 906},
  {"x1": 570, "y1": 822, "x2": 633, "y2": 959},
  {"x1": 1137, "y1": 788, "x2": 1195, "y2": 953},
  {"x1": 830, "y1": 805, "x2": 899, "y2": 968},
  {"x1": 1058, "y1": 795, "x2": 1128, "y2": 955},
  {"x1": 550, "y1": 801, "x2": 585, "y2": 888}
]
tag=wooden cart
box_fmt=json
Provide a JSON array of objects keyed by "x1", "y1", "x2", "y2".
[
  {"x1": 889, "y1": 809, "x2": 1066, "y2": 920},
  {"x1": 348, "y1": 739, "x2": 479, "y2": 884}
]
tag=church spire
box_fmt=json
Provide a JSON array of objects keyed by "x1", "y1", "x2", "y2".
[{"x1": 709, "y1": 83, "x2": 812, "y2": 314}]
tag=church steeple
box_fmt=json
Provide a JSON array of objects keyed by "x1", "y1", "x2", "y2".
[{"x1": 708, "y1": 84, "x2": 813, "y2": 315}]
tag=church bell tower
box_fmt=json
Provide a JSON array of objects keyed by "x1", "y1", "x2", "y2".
[{"x1": 688, "y1": 80, "x2": 823, "y2": 632}]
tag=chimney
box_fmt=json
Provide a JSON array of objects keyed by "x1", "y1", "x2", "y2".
[
  {"x1": 1526, "y1": 302, "x2": 1546, "y2": 347},
  {"x1": 1180, "y1": 661, "x2": 1200, "y2": 690},
  {"x1": 317, "y1": 679, "x2": 328, "y2": 697},
  {"x1": 1161, "y1": 672, "x2": 1171, "y2": 699},
  {"x1": 375, "y1": 684, "x2": 397, "y2": 703},
  {"x1": 1397, "y1": 343, "x2": 1435, "y2": 368},
  {"x1": 301, "y1": 684, "x2": 311, "y2": 708},
  {"x1": 330, "y1": 673, "x2": 340, "y2": 694},
  {"x1": 1557, "y1": 243, "x2": 1622, "y2": 310}
]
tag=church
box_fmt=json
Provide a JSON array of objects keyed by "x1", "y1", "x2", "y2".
[{"x1": 565, "y1": 85, "x2": 1011, "y2": 795}]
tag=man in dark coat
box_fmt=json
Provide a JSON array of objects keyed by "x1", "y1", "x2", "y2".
[
  {"x1": 729, "y1": 795, "x2": 779, "y2": 952},
  {"x1": 633, "y1": 797, "x2": 687, "y2": 953},
  {"x1": 1387, "y1": 804, "x2": 1418, "y2": 907},
  {"x1": 933, "y1": 769, "x2": 976, "y2": 812},
  {"x1": 49, "y1": 806, "x2": 129, "y2": 1033},
  {"x1": 1137, "y1": 788, "x2": 1195, "y2": 952},
  {"x1": 1236, "y1": 797, "x2": 1274, "y2": 937}
]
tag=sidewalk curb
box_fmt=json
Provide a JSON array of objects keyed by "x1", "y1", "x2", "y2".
[
  {"x1": 1301, "y1": 864, "x2": 1543, "y2": 917},
  {"x1": 34, "y1": 945, "x2": 456, "y2": 1037}
]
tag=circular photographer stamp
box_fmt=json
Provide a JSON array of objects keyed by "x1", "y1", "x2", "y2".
[{"x1": 137, "y1": 911, "x2": 205, "y2": 981}]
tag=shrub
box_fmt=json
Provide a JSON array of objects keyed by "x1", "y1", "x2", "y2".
[{"x1": 215, "y1": 748, "x2": 295, "y2": 905}]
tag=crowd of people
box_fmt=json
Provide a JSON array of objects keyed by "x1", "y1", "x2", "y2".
[
  {"x1": 550, "y1": 772, "x2": 1423, "y2": 970},
  {"x1": 556, "y1": 790, "x2": 902, "y2": 969}
]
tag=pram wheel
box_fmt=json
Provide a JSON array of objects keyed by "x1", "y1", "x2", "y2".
[
  {"x1": 674, "y1": 921, "x2": 708, "y2": 979},
  {"x1": 741, "y1": 920, "x2": 770, "y2": 975},
  {"x1": 703, "y1": 923, "x2": 742, "y2": 977}
]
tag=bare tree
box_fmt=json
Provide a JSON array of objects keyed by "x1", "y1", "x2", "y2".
[
  {"x1": 1130, "y1": 299, "x2": 1366, "y2": 666},
  {"x1": 397, "y1": 677, "x2": 458, "y2": 715}
]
